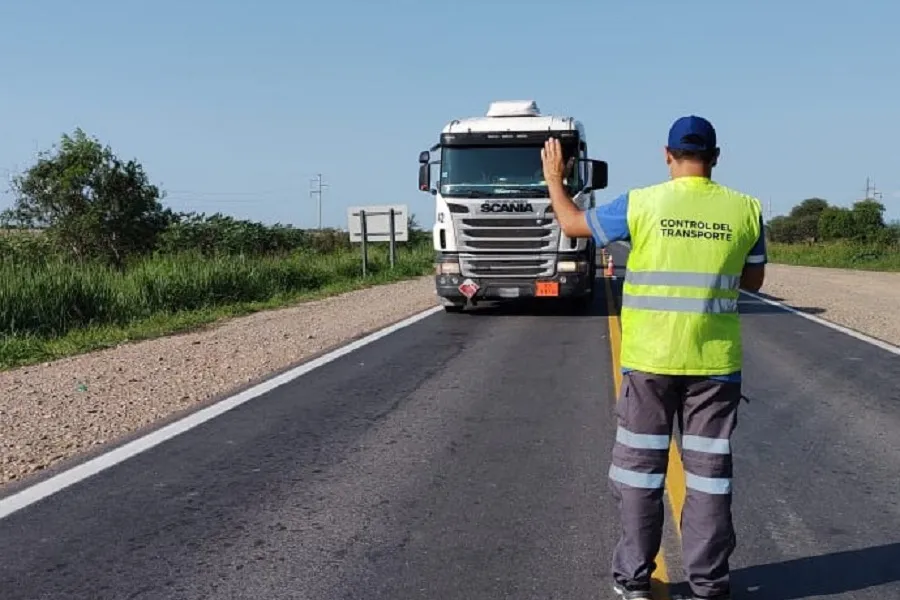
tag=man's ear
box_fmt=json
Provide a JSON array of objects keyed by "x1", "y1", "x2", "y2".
[
  {"x1": 664, "y1": 146, "x2": 672, "y2": 166},
  {"x1": 711, "y1": 147, "x2": 721, "y2": 167}
]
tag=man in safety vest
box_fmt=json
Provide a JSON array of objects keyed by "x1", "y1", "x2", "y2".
[{"x1": 541, "y1": 115, "x2": 766, "y2": 600}]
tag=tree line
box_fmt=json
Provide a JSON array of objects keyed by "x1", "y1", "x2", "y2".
[
  {"x1": 766, "y1": 197, "x2": 899, "y2": 246},
  {"x1": 1, "y1": 128, "x2": 428, "y2": 267}
]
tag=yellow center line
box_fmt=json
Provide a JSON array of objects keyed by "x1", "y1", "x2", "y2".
[{"x1": 603, "y1": 274, "x2": 686, "y2": 599}]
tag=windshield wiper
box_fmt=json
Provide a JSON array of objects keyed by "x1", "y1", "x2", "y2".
[
  {"x1": 442, "y1": 190, "x2": 487, "y2": 198},
  {"x1": 442, "y1": 187, "x2": 550, "y2": 198},
  {"x1": 492, "y1": 187, "x2": 547, "y2": 198}
]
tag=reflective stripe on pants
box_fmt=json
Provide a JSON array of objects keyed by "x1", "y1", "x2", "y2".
[{"x1": 609, "y1": 371, "x2": 740, "y2": 599}]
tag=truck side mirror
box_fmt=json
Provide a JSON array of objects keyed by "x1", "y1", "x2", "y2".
[
  {"x1": 418, "y1": 151, "x2": 430, "y2": 164},
  {"x1": 586, "y1": 160, "x2": 608, "y2": 191},
  {"x1": 418, "y1": 163, "x2": 430, "y2": 191}
]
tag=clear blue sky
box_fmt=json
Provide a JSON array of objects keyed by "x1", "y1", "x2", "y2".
[{"x1": 1, "y1": 0, "x2": 898, "y2": 228}]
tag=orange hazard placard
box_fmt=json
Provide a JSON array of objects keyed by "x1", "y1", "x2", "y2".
[{"x1": 535, "y1": 281, "x2": 559, "y2": 297}]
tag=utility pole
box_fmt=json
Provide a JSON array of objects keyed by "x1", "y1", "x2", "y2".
[
  {"x1": 863, "y1": 177, "x2": 883, "y2": 200},
  {"x1": 864, "y1": 177, "x2": 884, "y2": 202},
  {"x1": 309, "y1": 174, "x2": 328, "y2": 229}
]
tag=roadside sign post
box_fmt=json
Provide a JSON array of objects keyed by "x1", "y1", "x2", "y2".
[
  {"x1": 389, "y1": 208, "x2": 396, "y2": 268},
  {"x1": 360, "y1": 209, "x2": 368, "y2": 277},
  {"x1": 347, "y1": 204, "x2": 408, "y2": 276}
]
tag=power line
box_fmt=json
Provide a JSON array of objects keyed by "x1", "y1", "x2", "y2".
[
  {"x1": 162, "y1": 189, "x2": 298, "y2": 205},
  {"x1": 164, "y1": 197, "x2": 260, "y2": 204},
  {"x1": 309, "y1": 174, "x2": 328, "y2": 229},
  {"x1": 164, "y1": 189, "x2": 291, "y2": 196}
]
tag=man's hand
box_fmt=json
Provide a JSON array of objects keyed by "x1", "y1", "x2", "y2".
[
  {"x1": 540, "y1": 138, "x2": 592, "y2": 239},
  {"x1": 541, "y1": 138, "x2": 566, "y2": 186},
  {"x1": 740, "y1": 264, "x2": 765, "y2": 292}
]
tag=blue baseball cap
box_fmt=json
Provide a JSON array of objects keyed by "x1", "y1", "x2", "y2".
[{"x1": 667, "y1": 115, "x2": 717, "y2": 152}]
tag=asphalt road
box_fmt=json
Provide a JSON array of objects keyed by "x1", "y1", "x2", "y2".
[{"x1": 1, "y1": 244, "x2": 899, "y2": 599}]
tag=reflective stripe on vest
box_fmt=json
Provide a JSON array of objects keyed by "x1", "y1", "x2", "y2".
[
  {"x1": 623, "y1": 269, "x2": 740, "y2": 314},
  {"x1": 624, "y1": 270, "x2": 740, "y2": 290},
  {"x1": 622, "y1": 293, "x2": 738, "y2": 314},
  {"x1": 620, "y1": 177, "x2": 762, "y2": 376}
]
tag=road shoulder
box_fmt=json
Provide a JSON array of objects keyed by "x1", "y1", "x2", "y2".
[
  {"x1": 746, "y1": 263, "x2": 900, "y2": 346},
  {"x1": 0, "y1": 276, "x2": 439, "y2": 488}
]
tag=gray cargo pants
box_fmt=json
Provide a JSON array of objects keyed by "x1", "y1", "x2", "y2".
[{"x1": 609, "y1": 370, "x2": 740, "y2": 599}]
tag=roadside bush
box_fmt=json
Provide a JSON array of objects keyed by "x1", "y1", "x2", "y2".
[
  {"x1": 768, "y1": 240, "x2": 900, "y2": 271},
  {"x1": 0, "y1": 243, "x2": 433, "y2": 338}
]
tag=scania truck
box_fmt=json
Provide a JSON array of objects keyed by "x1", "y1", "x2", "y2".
[{"x1": 416, "y1": 100, "x2": 609, "y2": 313}]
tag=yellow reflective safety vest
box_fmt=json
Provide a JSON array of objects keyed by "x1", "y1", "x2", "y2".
[{"x1": 621, "y1": 176, "x2": 763, "y2": 376}]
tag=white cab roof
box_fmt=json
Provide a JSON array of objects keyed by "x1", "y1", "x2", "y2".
[{"x1": 442, "y1": 100, "x2": 583, "y2": 136}]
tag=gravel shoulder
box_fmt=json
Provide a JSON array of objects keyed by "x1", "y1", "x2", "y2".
[
  {"x1": 762, "y1": 263, "x2": 900, "y2": 346},
  {"x1": 0, "y1": 276, "x2": 438, "y2": 487}
]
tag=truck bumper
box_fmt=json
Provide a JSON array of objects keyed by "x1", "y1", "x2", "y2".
[{"x1": 434, "y1": 270, "x2": 593, "y2": 304}]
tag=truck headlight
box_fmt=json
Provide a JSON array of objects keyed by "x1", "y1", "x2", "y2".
[
  {"x1": 558, "y1": 260, "x2": 586, "y2": 272},
  {"x1": 435, "y1": 261, "x2": 461, "y2": 274}
]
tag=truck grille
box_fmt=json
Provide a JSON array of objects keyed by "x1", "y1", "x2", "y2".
[
  {"x1": 453, "y1": 211, "x2": 560, "y2": 278},
  {"x1": 459, "y1": 255, "x2": 556, "y2": 278}
]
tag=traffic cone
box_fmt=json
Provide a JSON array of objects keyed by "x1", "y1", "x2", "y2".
[{"x1": 605, "y1": 255, "x2": 615, "y2": 278}]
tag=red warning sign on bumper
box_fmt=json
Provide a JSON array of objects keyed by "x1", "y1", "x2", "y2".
[{"x1": 458, "y1": 278, "x2": 479, "y2": 299}]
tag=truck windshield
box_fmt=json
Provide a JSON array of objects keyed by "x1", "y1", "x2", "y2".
[{"x1": 439, "y1": 144, "x2": 580, "y2": 198}]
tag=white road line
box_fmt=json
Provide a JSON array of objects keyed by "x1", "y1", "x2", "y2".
[
  {"x1": 0, "y1": 305, "x2": 444, "y2": 521},
  {"x1": 741, "y1": 290, "x2": 900, "y2": 356}
]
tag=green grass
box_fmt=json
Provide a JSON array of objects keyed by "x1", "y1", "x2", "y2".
[
  {"x1": 0, "y1": 244, "x2": 433, "y2": 370},
  {"x1": 768, "y1": 241, "x2": 900, "y2": 272}
]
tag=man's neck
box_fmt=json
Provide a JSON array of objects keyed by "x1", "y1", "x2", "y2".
[{"x1": 671, "y1": 170, "x2": 712, "y2": 180}]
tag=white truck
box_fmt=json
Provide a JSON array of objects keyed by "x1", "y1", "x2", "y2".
[{"x1": 416, "y1": 100, "x2": 609, "y2": 313}]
